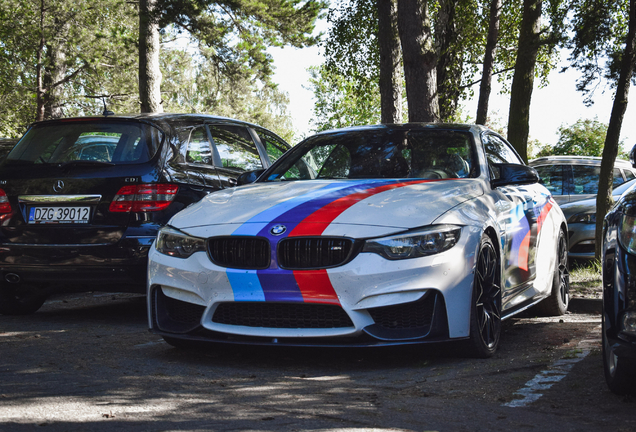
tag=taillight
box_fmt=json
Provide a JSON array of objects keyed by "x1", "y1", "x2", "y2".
[
  {"x1": 0, "y1": 188, "x2": 11, "y2": 214},
  {"x1": 109, "y1": 184, "x2": 178, "y2": 212}
]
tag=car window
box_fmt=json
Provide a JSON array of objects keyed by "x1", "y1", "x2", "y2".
[
  {"x1": 482, "y1": 134, "x2": 523, "y2": 165},
  {"x1": 265, "y1": 128, "x2": 476, "y2": 181},
  {"x1": 185, "y1": 127, "x2": 214, "y2": 165},
  {"x1": 482, "y1": 134, "x2": 522, "y2": 181},
  {"x1": 534, "y1": 165, "x2": 565, "y2": 195},
  {"x1": 614, "y1": 178, "x2": 636, "y2": 195},
  {"x1": 570, "y1": 165, "x2": 600, "y2": 195},
  {"x1": 570, "y1": 166, "x2": 623, "y2": 195},
  {"x1": 209, "y1": 125, "x2": 262, "y2": 171},
  {"x1": 257, "y1": 131, "x2": 290, "y2": 164},
  {"x1": 7, "y1": 121, "x2": 163, "y2": 165},
  {"x1": 613, "y1": 168, "x2": 625, "y2": 188},
  {"x1": 624, "y1": 169, "x2": 635, "y2": 182}
]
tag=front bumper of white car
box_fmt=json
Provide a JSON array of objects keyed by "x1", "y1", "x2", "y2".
[{"x1": 146, "y1": 228, "x2": 480, "y2": 347}]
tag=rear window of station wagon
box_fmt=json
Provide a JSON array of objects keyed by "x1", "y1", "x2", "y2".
[{"x1": 6, "y1": 121, "x2": 164, "y2": 166}]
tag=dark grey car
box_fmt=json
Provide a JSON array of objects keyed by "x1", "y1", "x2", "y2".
[{"x1": 529, "y1": 156, "x2": 636, "y2": 205}]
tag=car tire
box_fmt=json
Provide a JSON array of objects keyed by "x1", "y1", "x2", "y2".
[
  {"x1": 0, "y1": 285, "x2": 47, "y2": 315},
  {"x1": 535, "y1": 228, "x2": 569, "y2": 316},
  {"x1": 602, "y1": 318, "x2": 636, "y2": 395},
  {"x1": 467, "y1": 235, "x2": 502, "y2": 358}
]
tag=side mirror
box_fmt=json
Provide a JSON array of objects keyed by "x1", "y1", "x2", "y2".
[
  {"x1": 491, "y1": 163, "x2": 540, "y2": 188},
  {"x1": 236, "y1": 169, "x2": 265, "y2": 186},
  {"x1": 630, "y1": 144, "x2": 636, "y2": 168}
]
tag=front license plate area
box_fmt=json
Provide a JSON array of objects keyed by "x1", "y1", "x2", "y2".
[{"x1": 28, "y1": 206, "x2": 91, "y2": 224}]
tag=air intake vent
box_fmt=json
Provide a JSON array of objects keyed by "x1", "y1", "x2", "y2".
[
  {"x1": 368, "y1": 293, "x2": 436, "y2": 330},
  {"x1": 152, "y1": 287, "x2": 206, "y2": 333},
  {"x1": 212, "y1": 302, "x2": 354, "y2": 328},
  {"x1": 208, "y1": 236, "x2": 270, "y2": 269},
  {"x1": 278, "y1": 237, "x2": 354, "y2": 269}
]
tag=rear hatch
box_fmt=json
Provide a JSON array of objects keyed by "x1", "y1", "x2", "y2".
[{"x1": 0, "y1": 118, "x2": 170, "y2": 246}]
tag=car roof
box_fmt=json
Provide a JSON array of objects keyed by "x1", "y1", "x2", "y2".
[
  {"x1": 529, "y1": 155, "x2": 633, "y2": 168},
  {"x1": 308, "y1": 122, "x2": 486, "y2": 137},
  {"x1": 29, "y1": 113, "x2": 270, "y2": 132}
]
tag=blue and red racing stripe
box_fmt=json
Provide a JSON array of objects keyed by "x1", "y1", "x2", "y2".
[
  {"x1": 509, "y1": 195, "x2": 554, "y2": 272},
  {"x1": 226, "y1": 179, "x2": 448, "y2": 305}
]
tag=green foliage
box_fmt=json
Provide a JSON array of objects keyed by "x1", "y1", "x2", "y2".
[
  {"x1": 160, "y1": 35, "x2": 295, "y2": 141},
  {"x1": 533, "y1": 118, "x2": 623, "y2": 157},
  {"x1": 323, "y1": 0, "x2": 378, "y2": 83},
  {"x1": 0, "y1": 0, "x2": 138, "y2": 136},
  {"x1": 568, "y1": 0, "x2": 632, "y2": 104},
  {"x1": 157, "y1": 0, "x2": 327, "y2": 85},
  {"x1": 0, "y1": 0, "x2": 307, "y2": 140},
  {"x1": 307, "y1": 65, "x2": 381, "y2": 132},
  {"x1": 312, "y1": 0, "x2": 564, "y2": 128}
]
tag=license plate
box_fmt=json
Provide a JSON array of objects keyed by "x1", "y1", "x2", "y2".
[{"x1": 28, "y1": 206, "x2": 91, "y2": 224}]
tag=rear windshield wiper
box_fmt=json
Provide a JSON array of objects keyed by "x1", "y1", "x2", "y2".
[{"x1": 57, "y1": 160, "x2": 115, "y2": 169}]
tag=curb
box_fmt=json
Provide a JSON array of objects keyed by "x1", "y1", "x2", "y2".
[{"x1": 569, "y1": 297, "x2": 602, "y2": 315}]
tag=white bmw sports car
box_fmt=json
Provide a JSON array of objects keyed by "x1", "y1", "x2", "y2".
[{"x1": 147, "y1": 124, "x2": 569, "y2": 357}]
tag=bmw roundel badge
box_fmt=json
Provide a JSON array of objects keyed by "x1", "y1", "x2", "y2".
[{"x1": 270, "y1": 224, "x2": 287, "y2": 236}]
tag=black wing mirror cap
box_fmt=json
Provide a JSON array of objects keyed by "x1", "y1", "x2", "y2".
[
  {"x1": 491, "y1": 163, "x2": 540, "y2": 188},
  {"x1": 630, "y1": 144, "x2": 636, "y2": 168},
  {"x1": 236, "y1": 168, "x2": 266, "y2": 186}
]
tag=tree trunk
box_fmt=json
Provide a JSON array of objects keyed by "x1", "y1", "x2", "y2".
[
  {"x1": 35, "y1": 0, "x2": 46, "y2": 122},
  {"x1": 397, "y1": 0, "x2": 439, "y2": 123},
  {"x1": 507, "y1": 0, "x2": 541, "y2": 162},
  {"x1": 476, "y1": 0, "x2": 502, "y2": 125},
  {"x1": 435, "y1": 0, "x2": 461, "y2": 122},
  {"x1": 139, "y1": 0, "x2": 163, "y2": 113},
  {"x1": 43, "y1": 37, "x2": 67, "y2": 119},
  {"x1": 377, "y1": 0, "x2": 403, "y2": 124},
  {"x1": 595, "y1": 0, "x2": 636, "y2": 260}
]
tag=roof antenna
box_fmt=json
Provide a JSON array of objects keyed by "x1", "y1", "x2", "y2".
[{"x1": 102, "y1": 97, "x2": 114, "y2": 117}]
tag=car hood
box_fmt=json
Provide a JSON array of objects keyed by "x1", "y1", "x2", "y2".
[
  {"x1": 171, "y1": 179, "x2": 484, "y2": 236},
  {"x1": 559, "y1": 191, "x2": 624, "y2": 219},
  {"x1": 558, "y1": 198, "x2": 596, "y2": 219}
]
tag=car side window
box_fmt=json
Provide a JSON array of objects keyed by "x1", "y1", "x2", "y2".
[
  {"x1": 257, "y1": 131, "x2": 290, "y2": 164},
  {"x1": 613, "y1": 168, "x2": 625, "y2": 188},
  {"x1": 534, "y1": 165, "x2": 565, "y2": 195},
  {"x1": 570, "y1": 165, "x2": 601, "y2": 195},
  {"x1": 482, "y1": 134, "x2": 522, "y2": 180},
  {"x1": 624, "y1": 169, "x2": 635, "y2": 182},
  {"x1": 209, "y1": 125, "x2": 263, "y2": 171},
  {"x1": 570, "y1": 166, "x2": 624, "y2": 195},
  {"x1": 185, "y1": 127, "x2": 214, "y2": 165}
]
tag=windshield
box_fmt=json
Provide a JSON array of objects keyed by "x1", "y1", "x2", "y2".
[
  {"x1": 265, "y1": 128, "x2": 477, "y2": 181},
  {"x1": 6, "y1": 120, "x2": 164, "y2": 166}
]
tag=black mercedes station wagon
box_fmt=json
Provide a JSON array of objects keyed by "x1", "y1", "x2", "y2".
[{"x1": 0, "y1": 113, "x2": 290, "y2": 314}]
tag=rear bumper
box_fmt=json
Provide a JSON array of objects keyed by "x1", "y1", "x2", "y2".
[{"x1": 0, "y1": 237, "x2": 153, "y2": 293}]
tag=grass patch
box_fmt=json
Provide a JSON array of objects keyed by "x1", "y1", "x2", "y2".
[{"x1": 569, "y1": 260, "x2": 602, "y2": 298}]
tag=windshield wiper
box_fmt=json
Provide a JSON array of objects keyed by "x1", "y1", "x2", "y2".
[{"x1": 57, "y1": 160, "x2": 115, "y2": 169}]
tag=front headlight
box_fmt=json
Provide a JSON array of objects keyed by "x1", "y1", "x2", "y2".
[
  {"x1": 568, "y1": 212, "x2": 596, "y2": 224},
  {"x1": 621, "y1": 311, "x2": 636, "y2": 337},
  {"x1": 155, "y1": 226, "x2": 207, "y2": 258},
  {"x1": 362, "y1": 225, "x2": 462, "y2": 260},
  {"x1": 618, "y1": 214, "x2": 636, "y2": 255}
]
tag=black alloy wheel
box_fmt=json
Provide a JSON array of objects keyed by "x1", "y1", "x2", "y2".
[
  {"x1": 536, "y1": 228, "x2": 569, "y2": 316},
  {"x1": 467, "y1": 235, "x2": 502, "y2": 358}
]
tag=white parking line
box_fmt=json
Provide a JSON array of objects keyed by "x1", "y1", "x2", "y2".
[{"x1": 503, "y1": 325, "x2": 601, "y2": 408}]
